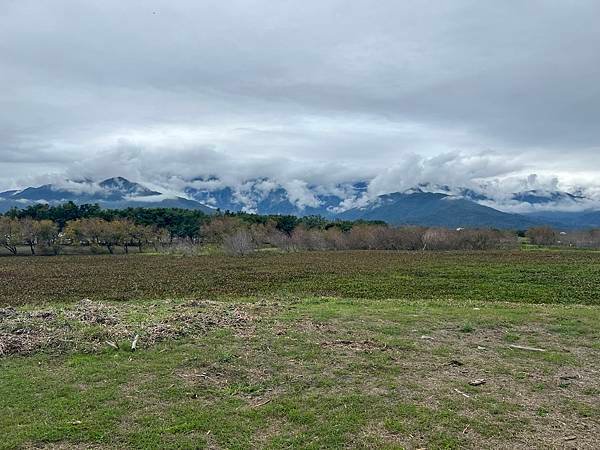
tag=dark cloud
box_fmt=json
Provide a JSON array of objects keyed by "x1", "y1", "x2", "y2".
[{"x1": 1, "y1": 0, "x2": 599, "y2": 194}]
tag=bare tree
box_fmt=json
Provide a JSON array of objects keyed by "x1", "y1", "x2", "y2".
[
  {"x1": 19, "y1": 218, "x2": 39, "y2": 255},
  {"x1": 290, "y1": 226, "x2": 328, "y2": 251},
  {"x1": 201, "y1": 216, "x2": 245, "y2": 244},
  {"x1": 249, "y1": 220, "x2": 280, "y2": 247},
  {"x1": 526, "y1": 227, "x2": 557, "y2": 246},
  {"x1": 323, "y1": 227, "x2": 348, "y2": 250},
  {"x1": 222, "y1": 229, "x2": 256, "y2": 256},
  {"x1": 346, "y1": 225, "x2": 379, "y2": 250},
  {"x1": 0, "y1": 217, "x2": 21, "y2": 255},
  {"x1": 263, "y1": 227, "x2": 294, "y2": 251},
  {"x1": 393, "y1": 227, "x2": 426, "y2": 250},
  {"x1": 422, "y1": 228, "x2": 455, "y2": 250},
  {"x1": 561, "y1": 229, "x2": 600, "y2": 249}
]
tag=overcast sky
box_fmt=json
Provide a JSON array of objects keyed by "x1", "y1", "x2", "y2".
[{"x1": 1, "y1": 0, "x2": 599, "y2": 196}]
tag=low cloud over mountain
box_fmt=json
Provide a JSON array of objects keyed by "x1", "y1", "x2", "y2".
[
  {"x1": 0, "y1": 177, "x2": 213, "y2": 214},
  {"x1": 4, "y1": 175, "x2": 600, "y2": 230}
]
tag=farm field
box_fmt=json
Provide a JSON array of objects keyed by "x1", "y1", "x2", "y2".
[{"x1": 1, "y1": 250, "x2": 599, "y2": 449}]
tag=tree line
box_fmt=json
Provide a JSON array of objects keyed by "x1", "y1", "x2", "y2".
[
  {"x1": 203, "y1": 223, "x2": 600, "y2": 255},
  {"x1": 3, "y1": 202, "x2": 205, "y2": 239},
  {"x1": 210, "y1": 218, "x2": 519, "y2": 255},
  {"x1": 0, "y1": 202, "x2": 387, "y2": 255},
  {"x1": 1, "y1": 213, "x2": 517, "y2": 256},
  {"x1": 0, "y1": 216, "x2": 165, "y2": 255},
  {"x1": 2, "y1": 202, "x2": 384, "y2": 238},
  {"x1": 525, "y1": 226, "x2": 600, "y2": 248},
  {"x1": 3, "y1": 203, "x2": 599, "y2": 256}
]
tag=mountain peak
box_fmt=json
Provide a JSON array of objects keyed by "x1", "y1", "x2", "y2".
[
  {"x1": 99, "y1": 176, "x2": 135, "y2": 189},
  {"x1": 0, "y1": 177, "x2": 214, "y2": 214},
  {"x1": 99, "y1": 177, "x2": 160, "y2": 197}
]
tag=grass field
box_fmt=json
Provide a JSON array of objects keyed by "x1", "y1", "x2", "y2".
[
  {"x1": 2, "y1": 250, "x2": 600, "y2": 306},
  {"x1": 1, "y1": 250, "x2": 599, "y2": 449}
]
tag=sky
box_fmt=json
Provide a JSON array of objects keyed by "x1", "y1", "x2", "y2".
[{"x1": 1, "y1": 0, "x2": 600, "y2": 201}]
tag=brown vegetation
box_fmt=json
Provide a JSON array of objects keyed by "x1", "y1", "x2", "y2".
[
  {"x1": 526, "y1": 226, "x2": 558, "y2": 246},
  {"x1": 6, "y1": 213, "x2": 600, "y2": 257}
]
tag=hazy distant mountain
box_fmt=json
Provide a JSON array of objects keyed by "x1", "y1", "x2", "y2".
[
  {"x1": 425, "y1": 184, "x2": 588, "y2": 207},
  {"x1": 524, "y1": 210, "x2": 600, "y2": 229},
  {"x1": 0, "y1": 177, "x2": 214, "y2": 214},
  {"x1": 185, "y1": 185, "x2": 341, "y2": 217},
  {"x1": 2, "y1": 176, "x2": 600, "y2": 229},
  {"x1": 6, "y1": 176, "x2": 160, "y2": 203},
  {"x1": 338, "y1": 191, "x2": 540, "y2": 229},
  {"x1": 184, "y1": 178, "x2": 367, "y2": 217},
  {"x1": 511, "y1": 190, "x2": 586, "y2": 205}
]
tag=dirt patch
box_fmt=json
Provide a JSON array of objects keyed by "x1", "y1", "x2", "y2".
[
  {"x1": 23, "y1": 444, "x2": 110, "y2": 450},
  {"x1": 176, "y1": 366, "x2": 239, "y2": 389},
  {"x1": 320, "y1": 339, "x2": 388, "y2": 352}
]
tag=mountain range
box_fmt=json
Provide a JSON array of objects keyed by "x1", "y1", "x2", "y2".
[
  {"x1": 2, "y1": 176, "x2": 600, "y2": 229},
  {"x1": 0, "y1": 177, "x2": 213, "y2": 214}
]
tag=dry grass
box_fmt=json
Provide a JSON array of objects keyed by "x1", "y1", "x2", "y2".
[{"x1": 0, "y1": 299, "x2": 257, "y2": 356}]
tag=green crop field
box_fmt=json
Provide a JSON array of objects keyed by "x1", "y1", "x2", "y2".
[{"x1": 1, "y1": 250, "x2": 599, "y2": 449}]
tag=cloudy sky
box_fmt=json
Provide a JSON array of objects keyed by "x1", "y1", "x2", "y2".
[{"x1": 1, "y1": 0, "x2": 599, "y2": 197}]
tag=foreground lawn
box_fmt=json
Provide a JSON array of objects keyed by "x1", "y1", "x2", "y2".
[
  {"x1": 1, "y1": 251, "x2": 599, "y2": 448},
  {"x1": 2, "y1": 297, "x2": 600, "y2": 449}
]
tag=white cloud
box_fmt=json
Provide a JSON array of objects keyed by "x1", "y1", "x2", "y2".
[
  {"x1": 280, "y1": 179, "x2": 322, "y2": 209},
  {"x1": 1, "y1": 0, "x2": 599, "y2": 203},
  {"x1": 123, "y1": 194, "x2": 178, "y2": 203}
]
